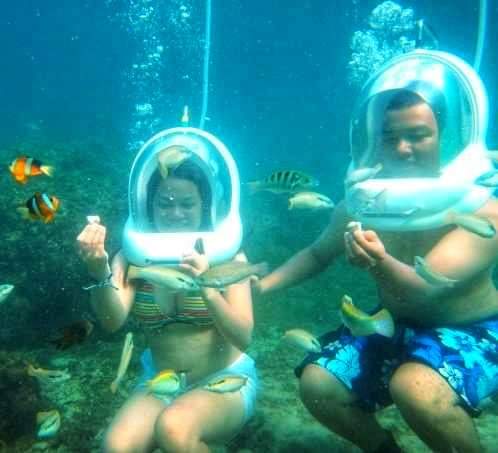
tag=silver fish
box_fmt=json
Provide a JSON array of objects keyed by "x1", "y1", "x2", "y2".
[
  {"x1": 196, "y1": 261, "x2": 269, "y2": 288},
  {"x1": 445, "y1": 211, "x2": 496, "y2": 239},
  {"x1": 0, "y1": 284, "x2": 14, "y2": 304},
  {"x1": 475, "y1": 170, "x2": 498, "y2": 187},
  {"x1": 345, "y1": 163, "x2": 383, "y2": 187},
  {"x1": 414, "y1": 256, "x2": 458, "y2": 287},
  {"x1": 127, "y1": 265, "x2": 199, "y2": 291}
]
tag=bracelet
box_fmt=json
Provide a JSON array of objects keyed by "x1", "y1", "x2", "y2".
[{"x1": 82, "y1": 273, "x2": 119, "y2": 291}]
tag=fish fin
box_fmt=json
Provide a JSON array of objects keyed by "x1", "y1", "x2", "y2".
[
  {"x1": 371, "y1": 309, "x2": 395, "y2": 338},
  {"x1": 158, "y1": 165, "x2": 169, "y2": 179},
  {"x1": 17, "y1": 207, "x2": 32, "y2": 220},
  {"x1": 44, "y1": 214, "x2": 54, "y2": 223},
  {"x1": 15, "y1": 176, "x2": 28, "y2": 184},
  {"x1": 41, "y1": 165, "x2": 55, "y2": 177}
]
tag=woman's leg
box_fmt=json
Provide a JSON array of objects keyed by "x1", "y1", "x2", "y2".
[
  {"x1": 103, "y1": 391, "x2": 166, "y2": 453},
  {"x1": 154, "y1": 388, "x2": 246, "y2": 453}
]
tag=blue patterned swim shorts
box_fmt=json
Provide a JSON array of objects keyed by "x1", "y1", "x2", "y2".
[{"x1": 295, "y1": 315, "x2": 498, "y2": 416}]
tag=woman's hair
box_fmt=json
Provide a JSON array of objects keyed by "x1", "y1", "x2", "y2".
[{"x1": 146, "y1": 160, "x2": 213, "y2": 230}]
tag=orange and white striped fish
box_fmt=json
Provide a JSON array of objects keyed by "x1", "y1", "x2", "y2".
[
  {"x1": 17, "y1": 192, "x2": 60, "y2": 223},
  {"x1": 9, "y1": 155, "x2": 54, "y2": 184}
]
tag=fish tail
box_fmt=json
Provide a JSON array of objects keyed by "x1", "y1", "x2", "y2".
[
  {"x1": 41, "y1": 165, "x2": 55, "y2": 177},
  {"x1": 444, "y1": 210, "x2": 456, "y2": 225},
  {"x1": 254, "y1": 262, "x2": 270, "y2": 278},
  {"x1": 127, "y1": 265, "x2": 138, "y2": 280},
  {"x1": 245, "y1": 181, "x2": 258, "y2": 194},
  {"x1": 371, "y1": 309, "x2": 395, "y2": 338}
]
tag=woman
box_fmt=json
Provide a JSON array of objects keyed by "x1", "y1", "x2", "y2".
[{"x1": 77, "y1": 161, "x2": 258, "y2": 452}]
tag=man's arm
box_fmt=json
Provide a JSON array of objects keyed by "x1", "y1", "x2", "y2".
[
  {"x1": 258, "y1": 200, "x2": 350, "y2": 295},
  {"x1": 352, "y1": 203, "x2": 498, "y2": 303}
]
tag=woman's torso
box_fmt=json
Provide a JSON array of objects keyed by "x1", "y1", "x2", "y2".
[{"x1": 132, "y1": 280, "x2": 241, "y2": 384}]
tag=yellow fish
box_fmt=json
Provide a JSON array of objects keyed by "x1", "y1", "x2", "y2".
[
  {"x1": 282, "y1": 328, "x2": 322, "y2": 353},
  {"x1": 157, "y1": 145, "x2": 192, "y2": 179},
  {"x1": 340, "y1": 295, "x2": 395, "y2": 338},
  {"x1": 147, "y1": 369, "x2": 181, "y2": 396},
  {"x1": 203, "y1": 375, "x2": 248, "y2": 393}
]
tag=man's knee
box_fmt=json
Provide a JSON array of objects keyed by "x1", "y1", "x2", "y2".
[
  {"x1": 299, "y1": 364, "x2": 355, "y2": 410},
  {"x1": 154, "y1": 407, "x2": 197, "y2": 452},
  {"x1": 390, "y1": 362, "x2": 457, "y2": 415}
]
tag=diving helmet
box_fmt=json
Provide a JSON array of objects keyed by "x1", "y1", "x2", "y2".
[
  {"x1": 122, "y1": 127, "x2": 242, "y2": 266},
  {"x1": 345, "y1": 49, "x2": 494, "y2": 231}
]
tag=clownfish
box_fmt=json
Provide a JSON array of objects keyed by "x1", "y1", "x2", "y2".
[
  {"x1": 8, "y1": 156, "x2": 54, "y2": 184},
  {"x1": 17, "y1": 192, "x2": 60, "y2": 223}
]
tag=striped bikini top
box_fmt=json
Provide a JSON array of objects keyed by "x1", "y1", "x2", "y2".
[{"x1": 131, "y1": 280, "x2": 214, "y2": 330}]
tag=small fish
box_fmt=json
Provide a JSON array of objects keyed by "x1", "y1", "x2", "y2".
[
  {"x1": 157, "y1": 145, "x2": 192, "y2": 179},
  {"x1": 485, "y1": 150, "x2": 498, "y2": 162},
  {"x1": 50, "y1": 319, "x2": 94, "y2": 350},
  {"x1": 445, "y1": 211, "x2": 496, "y2": 239},
  {"x1": 288, "y1": 191, "x2": 335, "y2": 210},
  {"x1": 181, "y1": 105, "x2": 190, "y2": 126},
  {"x1": 26, "y1": 363, "x2": 71, "y2": 384},
  {"x1": 127, "y1": 264, "x2": 199, "y2": 291},
  {"x1": 9, "y1": 156, "x2": 54, "y2": 184},
  {"x1": 36, "y1": 410, "x2": 61, "y2": 439},
  {"x1": 196, "y1": 261, "x2": 269, "y2": 288},
  {"x1": 0, "y1": 284, "x2": 14, "y2": 304},
  {"x1": 344, "y1": 163, "x2": 383, "y2": 187},
  {"x1": 415, "y1": 18, "x2": 439, "y2": 49},
  {"x1": 414, "y1": 256, "x2": 458, "y2": 287},
  {"x1": 282, "y1": 328, "x2": 322, "y2": 353},
  {"x1": 340, "y1": 295, "x2": 395, "y2": 337},
  {"x1": 247, "y1": 170, "x2": 319, "y2": 194},
  {"x1": 147, "y1": 369, "x2": 181, "y2": 396},
  {"x1": 17, "y1": 192, "x2": 60, "y2": 223},
  {"x1": 475, "y1": 170, "x2": 498, "y2": 187},
  {"x1": 203, "y1": 375, "x2": 248, "y2": 393}
]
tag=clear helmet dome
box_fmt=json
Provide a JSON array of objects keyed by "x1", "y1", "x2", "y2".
[
  {"x1": 122, "y1": 127, "x2": 242, "y2": 265},
  {"x1": 346, "y1": 50, "x2": 493, "y2": 231}
]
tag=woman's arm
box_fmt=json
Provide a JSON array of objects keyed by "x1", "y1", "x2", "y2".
[
  {"x1": 257, "y1": 200, "x2": 350, "y2": 295},
  {"x1": 180, "y1": 252, "x2": 254, "y2": 351},
  {"x1": 77, "y1": 222, "x2": 135, "y2": 332}
]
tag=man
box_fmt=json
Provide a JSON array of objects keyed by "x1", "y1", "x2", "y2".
[{"x1": 257, "y1": 53, "x2": 498, "y2": 453}]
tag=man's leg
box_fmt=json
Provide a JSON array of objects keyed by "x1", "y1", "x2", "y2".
[
  {"x1": 299, "y1": 364, "x2": 399, "y2": 452},
  {"x1": 390, "y1": 362, "x2": 482, "y2": 453}
]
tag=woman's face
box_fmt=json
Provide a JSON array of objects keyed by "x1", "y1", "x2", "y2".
[{"x1": 152, "y1": 177, "x2": 203, "y2": 232}]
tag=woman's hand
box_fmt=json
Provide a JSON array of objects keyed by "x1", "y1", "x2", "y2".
[
  {"x1": 344, "y1": 227, "x2": 387, "y2": 269},
  {"x1": 76, "y1": 220, "x2": 110, "y2": 279},
  {"x1": 179, "y1": 250, "x2": 218, "y2": 300}
]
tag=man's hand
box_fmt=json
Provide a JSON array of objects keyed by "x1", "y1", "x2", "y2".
[{"x1": 344, "y1": 226, "x2": 387, "y2": 269}]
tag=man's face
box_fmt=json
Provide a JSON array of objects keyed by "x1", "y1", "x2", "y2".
[{"x1": 379, "y1": 102, "x2": 440, "y2": 178}]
